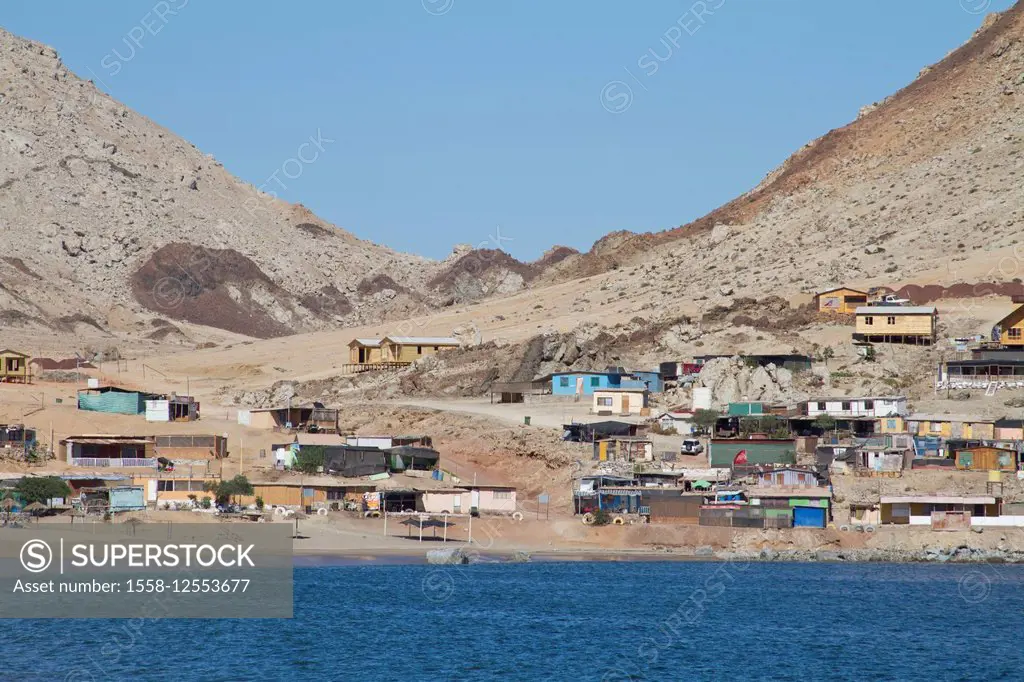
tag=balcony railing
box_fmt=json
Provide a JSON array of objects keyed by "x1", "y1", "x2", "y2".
[{"x1": 71, "y1": 457, "x2": 157, "y2": 468}]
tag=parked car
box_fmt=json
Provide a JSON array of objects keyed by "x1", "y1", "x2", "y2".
[
  {"x1": 874, "y1": 294, "x2": 910, "y2": 305},
  {"x1": 680, "y1": 438, "x2": 704, "y2": 455}
]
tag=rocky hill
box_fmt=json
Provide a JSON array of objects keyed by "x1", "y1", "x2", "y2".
[
  {"x1": 553, "y1": 5, "x2": 1024, "y2": 307},
  {"x1": 0, "y1": 28, "x2": 573, "y2": 341}
]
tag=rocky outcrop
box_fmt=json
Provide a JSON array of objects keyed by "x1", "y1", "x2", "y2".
[{"x1": 695, "y1": 357, "x2": 796, "y2": 406}]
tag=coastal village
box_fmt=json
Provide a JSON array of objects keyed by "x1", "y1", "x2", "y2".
[{"x1": 5, "y1": 285, "x2": 1024, "y2": 559}]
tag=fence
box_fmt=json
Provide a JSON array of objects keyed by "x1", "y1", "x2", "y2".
[{"x1": 71, "y1": 457, "x2": 156, "y2": 468}]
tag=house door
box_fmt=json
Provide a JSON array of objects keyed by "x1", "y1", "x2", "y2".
[
  {"x1": 621, "y1": 395, "x2": 630, "y2": 414},
  {"x1": 471, "y1": 489, "x2": 480, "y2": 511},
  {"x1": 358, "y1": 348, "x2": 366, "y2": 363},
  {"x1": 575, "y1": 377, "x2": 584, "y2": 395}
]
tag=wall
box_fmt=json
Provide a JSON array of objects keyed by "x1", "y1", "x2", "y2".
[
  {"x1": 553, "y1": 373, "x2": 611, "y2": 396},
  {"x1": 78, "y1": 391, "x2": 145, "y2": 415},
  {"x1": 384, "y1": 343, "x2": 455, "y2": 363},
  {"x1": 856, "y1": 314, "x2": 934, "y2": 337},
  {"x1": 349, "y1": 345, "x2": 383, "y2": 363},
  {"x1": 709, "y1": 441, "x2": 797, "y2": 467},
  {"x1": 422, "y1": 491, "x2": 469, "y2": 514},
  {"x1": 474, "y1": 488, "x2": 516, "y2": 513},
  {"x1": 593, "y1": 390, "x2": 646, "y2": 415},
  {"x1": 818, "y1": 289, "x2": 868, "y2": 314}
]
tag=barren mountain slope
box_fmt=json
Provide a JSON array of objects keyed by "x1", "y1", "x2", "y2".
[
  {"x1": 546, "y1": 5, "x2": 1024, "y2": 303},
  {"x1": 0, "y1": 27, "x2": 444, "y2": 338}
]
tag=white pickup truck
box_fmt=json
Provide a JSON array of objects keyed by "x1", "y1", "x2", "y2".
[{"x1": 874, "y1": 294, "x2": 910, "y2": 305}]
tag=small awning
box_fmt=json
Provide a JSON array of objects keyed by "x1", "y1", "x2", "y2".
[{"x1": 693, "y1": 480, "x2": 712, "y2": 489}]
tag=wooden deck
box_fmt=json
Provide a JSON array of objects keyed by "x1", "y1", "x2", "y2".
[{"x1": 340, "y1": 361, "x2": 412, "y2": 374}]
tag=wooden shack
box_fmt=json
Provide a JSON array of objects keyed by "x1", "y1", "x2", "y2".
[
  {"x1": 348, "y1": 338, "x2": 384, "y2": 364},
  {"x1": 380, "y1": 336, "x2": 461, "y2": 362},
  {"x1": 854, "y1": 306, "x2": 937, "y2": 345},
  {"x1": 816, "y1": 287, "x2": 869, "y2": 315},
  {"x1": 993, "y1": 299, "x2": 1024, "y2": 347},
  {"x1": 954, "y1": 446, "x2": 1018, "y2": 472},
  {"x1": 0, "y1": 349, "x2": 30, "y2": 383}
]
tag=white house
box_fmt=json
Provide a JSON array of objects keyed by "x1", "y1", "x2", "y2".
[
  {"x1": 592, "y1": 388, "x2": 649, "y2": 416},
  {"x1": 804, "y1": 396, "x2": 908, "y2": 419},
  {"x1": 654, "y1": 410, "x2": 695, "y2": 435}
]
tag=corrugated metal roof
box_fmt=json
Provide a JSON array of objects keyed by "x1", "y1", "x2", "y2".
[
  {"x1": 383, "y1": 336, "x2": 460, "y2": 345},
  {"x1": 855, "y1": 306, "x2": 936, "y2": 315},
  {"x1": 351, "y1": 338, "x2": 382, "y2": 347}
]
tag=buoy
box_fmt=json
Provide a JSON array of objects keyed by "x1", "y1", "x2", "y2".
[
  {"x1": 581, "y1": 512, "x2": 595, "y2": 526},
  {"x1": 369, "y1": 510, "x2": 381, "y2": 518},
  {"x1": 511, "y1": 511, "x2": 524, "y2": 522},
  {"x1": 273, "y1": 506, "x2": 286, "y2": 516},
  {"x1": 317, "y1": 508, "x2": 328, "y2": 517},
  {"x1": 613, "y1": 516, "x2": 625, "y2": 525},
  {"x1": 854, "y1": 524, "x2": 864, "y2": 532},
  {"x1": 839, "y1": 524, "x2": 851, "y2": 532},
  {"x1": 864, "y1": 524, "x2": 877, "y2": 533}
]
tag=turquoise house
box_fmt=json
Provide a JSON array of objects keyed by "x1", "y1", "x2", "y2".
[{"x1": 551, "y1": 370, "x2": 663, "y2": 396}]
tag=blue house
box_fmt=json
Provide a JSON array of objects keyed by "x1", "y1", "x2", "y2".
[{"x1": 550, "y1": 369, "x2": 663, "y2": 396}]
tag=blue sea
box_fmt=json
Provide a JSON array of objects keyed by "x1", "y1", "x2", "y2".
[{"x1": 4, "y1": 560, "x2": 1024, "y2": 681}]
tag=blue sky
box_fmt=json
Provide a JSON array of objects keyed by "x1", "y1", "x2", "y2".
[{"x1": 2, "y1": 1, "x2": 1013, "y2": 260}]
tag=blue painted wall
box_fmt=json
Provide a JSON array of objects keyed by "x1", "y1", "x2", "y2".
[{"x1": 551, "y1": 371, "x2": 663, "y2": 396}]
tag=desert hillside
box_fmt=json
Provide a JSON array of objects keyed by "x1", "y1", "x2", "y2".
[
  {"x1": 550, "y1": 5, "x2": 1024, "y2": 306},
  {"x1": 0, "y1": 27, "x2": 577, "y2": 344}
]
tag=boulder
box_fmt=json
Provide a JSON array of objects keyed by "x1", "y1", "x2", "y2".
[{"x1": 426, "y1": 548, "x2": 470, "y2": 565}]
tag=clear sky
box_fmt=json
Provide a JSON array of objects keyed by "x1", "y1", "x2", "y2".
[{"x1": 2, "y1": 1, "x2": 1014, "y2": 260}]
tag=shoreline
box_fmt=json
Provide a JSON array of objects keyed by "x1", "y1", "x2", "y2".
[{"x1": 291, "y1": 544, "x2": 1024, "y2": 565}]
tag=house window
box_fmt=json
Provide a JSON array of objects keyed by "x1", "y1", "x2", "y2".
[
  {"x1": 597, "y1": 397, "x2": 613, "y2": 407},
  {"x1": 559, "y1": 377, "x2": 570, "y2": 387},
  {"x1": 417, "y1": 346, "x2": 423, "y2": 354},
  {"x1": 590, "y1": 377, "x2": 600, "y2": 387},
  {"x1": 816, "y1": 402, "x2": 826, "y2": 411},
  {"x1": 1010, "y1": 328, "x2": 1022, "y2": 339},
  {"x1": 433, "y1": 346, "x2": 439, "y2": 351},
  {"x1": 886, "y1": 316, "x2": 896, "y2": 325},
  {"x1": 930, "y1": 423, "x2": 942, "y2": 433},
  {"x1": 864, "y1": 400, "x2": 874, "y2": 410},
  {"x1": 157, "y1": 480, "x2": 174, "y2": 492},
  {"x1": 841, "y1": 401, "x2": 851, "y2": 411},
  {"x1": 864, "y1": 316, "x2": 874, "y2": 326},
  {"x1": 493, "y1": 491, "x2": 512, "y2": 500}
]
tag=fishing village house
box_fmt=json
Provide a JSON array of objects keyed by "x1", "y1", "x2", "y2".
[
  {"x1": 592, "y1": 387, "x2": 650, "y2": 416},
  {"x1": 551, "y1": 368, "x2": 663, "y2": 397},
  {"x1": 815, "y1": 287, "x2": 869, "y2": 315},
  {"x1": 237, "y1": 403, "x2": 340, "y2": 432},
  {"x1": 654, "y1": 409, "x2": 695, "y2": 434},
  {"x1": 854, "y1": 306, "x2": 937, "y2": 345},
  {"x1": 345, "y1": 336, "x2": 461, "y2": 371},
  {"x1": 992, "y1": 296, "x2": 1024, "y2": 347},
  {"x1": 802, "y1": 396, "x2": 908, "y2": 419},
  {"x1": 0, "y1": 349, "x2": 30, "y2": 383}
]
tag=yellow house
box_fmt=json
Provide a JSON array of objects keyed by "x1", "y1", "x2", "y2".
[
  {"x1": 904, "y1": 414, "x2": 996, "y2": 440},
  {"x1": 0, "y1": 349, "x2": 30, "y2": 383},
  {"x1": 854, "y1": 306, "x2": 936, "y2": 345},
  {"x1": 592, "y1": 388, "x2": 649, "y2": 416},
  {"x1": 816, "y1": 287, "x2": 869, "y2": 315},
  {"x1": 877, "y1": 416, "x2": 906, "y2": 433},
  {"x1": 348, "y1": 338, "x2": 384, "y2": 364},
  {"x1": 380, "y1": 336, "x2": 461, "y2": 363},
  {"x1": 993, "y1": 300, "x2": 1024, "y2": 346}
]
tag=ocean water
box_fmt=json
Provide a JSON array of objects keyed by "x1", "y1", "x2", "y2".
[{"x1": 4, "y1": 560, "x2": 1024, "y2": 681}]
